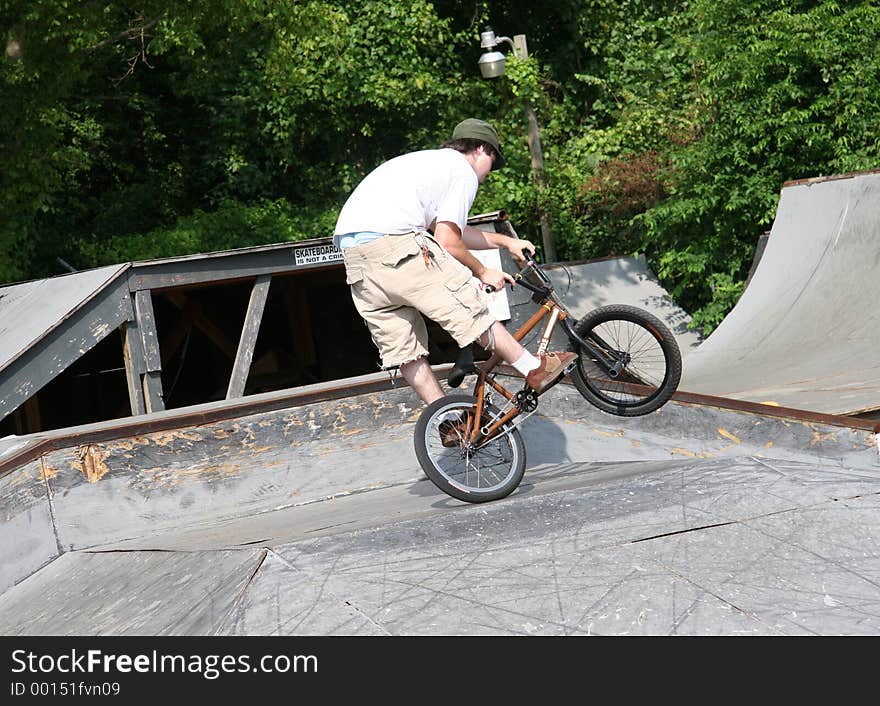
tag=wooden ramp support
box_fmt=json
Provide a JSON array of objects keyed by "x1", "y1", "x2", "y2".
[{"x1": 226, "y1": 275, "x2": 271, "y2": 400}]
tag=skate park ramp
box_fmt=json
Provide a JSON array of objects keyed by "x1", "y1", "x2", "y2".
[
  {"x1": 0, "y1": 264, "x2": 128, "y2": 375},
  {"x1": 0, "y1": 264, "x2": 131, "y2": 422},
  {"x1": 679, "y1": 170, "x2": 880, "y2": 416},
  {"x1": 1, "y1": 375, "x2": 878, "y2": 636}
]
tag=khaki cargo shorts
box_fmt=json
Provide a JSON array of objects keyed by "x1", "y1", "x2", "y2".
[{"x1": 342, "y1": 232, "x2": 495, "y2": 368}]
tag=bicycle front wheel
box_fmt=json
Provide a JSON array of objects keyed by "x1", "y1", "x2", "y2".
[
  {"x1": 414, "y1": 394, "x2": 526, "y2": 503},
  {"x1": 569, "y1": 304, "x2": 682, "y2": 417}
]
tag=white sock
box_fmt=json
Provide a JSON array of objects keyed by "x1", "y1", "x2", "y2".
[{"x1": 511, "y1": 351, "x2": 541, "y2": 376}]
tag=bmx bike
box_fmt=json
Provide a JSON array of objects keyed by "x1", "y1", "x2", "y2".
[{"x1": 413, "y1": 254, "x2": 682, "y2": 503}]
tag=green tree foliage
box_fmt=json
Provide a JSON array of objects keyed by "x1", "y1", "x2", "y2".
[
  {"x1": 2, "y1": 1, "x2": 878, "y2": 335},
  {"x1": 650, "y1": 0, "x2": 880, "y2": 332},
  {"x1": 0, "y1": 1, "x2": 476, "y2": 281},
  {"x1": 567, "y1": 0, "x2": 880, "y2": 332}
]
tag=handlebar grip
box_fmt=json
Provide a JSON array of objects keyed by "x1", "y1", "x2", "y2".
[{"x1": 483, "y1": 284, "x2": 496, "y2": 294}]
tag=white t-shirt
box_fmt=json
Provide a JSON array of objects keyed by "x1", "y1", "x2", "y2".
[{"x1": 333, "y1": 149, "x2": 478, "y2": 247}]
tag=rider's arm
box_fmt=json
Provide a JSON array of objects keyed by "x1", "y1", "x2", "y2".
[
  {"x1": 461, "y1": 225, "x2": 535, "y2": 264},
  {"x1": 434, "y1": 221, "x2": 513, "y2": 290}
]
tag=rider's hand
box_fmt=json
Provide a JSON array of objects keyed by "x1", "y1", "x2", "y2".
[
  {"x1": 479, "y1": 267, "x2": 514, "y2": 292},
  {"x1": 506, "y1": 238, "x2": 536, "y2": 265}
]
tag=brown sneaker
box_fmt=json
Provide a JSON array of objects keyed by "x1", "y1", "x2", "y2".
[
  {"x1": 524, "y1": 352, "x2": 577, "y2": 393},
  {"x1": 438, "y1": 413, "x2": 471, "y2": 448}
]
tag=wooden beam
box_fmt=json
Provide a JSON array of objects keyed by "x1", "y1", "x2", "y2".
[
  {"x1": 159, "y1": 301, "x2": 196, "y2": 367},
  {"x1": 120, "y1": 319, "x2": 147, "y2": 416},
  {"x1": 133, "y1": 290, "x2": 165, "y2": 413},
  {"x1": 10, "y1": 395, "x2": 41, "y2": 434},
  {"x1": 226, "y1": 275, "x2": 271, "y2": 400},
  {"x1": 127, "y1": 241, "x2": 344, "y2": 292},
  {"x1": 23, "y1": 395, "x2": 41, "y2": 432},
  {"x1": 164, "y1": 292, "x2": 238, "y2": 361}
]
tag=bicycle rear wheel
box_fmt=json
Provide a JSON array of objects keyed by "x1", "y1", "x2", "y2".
[
  {"x1": 414, "y1": 394, "x2": 526, "y2": 503},
  {"x1": 569, "y1": 304, "x2": 682, "y2": 417}
]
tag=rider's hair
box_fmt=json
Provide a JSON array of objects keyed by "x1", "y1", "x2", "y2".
[{"x1": 440, "y1": 138, "x2": 498, "y2": 161}]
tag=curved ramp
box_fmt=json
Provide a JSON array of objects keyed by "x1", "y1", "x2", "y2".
[{"x1": 680, "y1": 170, "x2": 880, "y2": 415}]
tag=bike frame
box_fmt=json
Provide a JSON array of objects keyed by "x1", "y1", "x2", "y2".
[{"x1": 463, "y1": 258, "x2": 627, "y2": 448}]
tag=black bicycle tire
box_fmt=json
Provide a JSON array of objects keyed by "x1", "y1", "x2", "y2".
[
  {"x1": 568, "y1": 304, "x2": 682, "y2": 417},
  {"x1": 413, "y1": 394, "x2": 526, "y2": 503}
]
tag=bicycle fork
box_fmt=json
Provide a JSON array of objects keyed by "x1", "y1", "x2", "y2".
[{"x1": 561, "y1": 317, "x2": 630, "y2": 377}]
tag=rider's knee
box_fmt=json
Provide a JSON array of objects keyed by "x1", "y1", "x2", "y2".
[{"x1": 477, "y1": 326, "x2": 496, "y2": 352}]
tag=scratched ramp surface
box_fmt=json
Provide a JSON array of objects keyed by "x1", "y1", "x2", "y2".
[
  {"x1": 213, "y1": 456, "x2": 880, "y2": 636},
  {"x1": 0, "y1": 548, "x2": 264, "y2": 636},
  {"x1": 680, "y1": 171, "x2": 880, "y2": 415},
  {"x1": 1, "y1": 383, "x2": 877, "y2": 593},
  {"x1": 3, "y1": 454, "x2": 880, "y2": 635},
  {"x1": 0, "y1": 457, "x2": 59, "y2": 594},
  {"x1": 38, "y1": 388, "x2": 425, "y2": 554},
  {"x1": 0, "y1": 385, "x2": 430, "y2": 591},
  {"x1": 530, "y1": 387, "x2": 878, "y2": 470},
  {"x1": 2, "y1": 454, "x2": 873, "y2": 635},
  {"x1": 29, "y1": 384, "x2": 878, "y2": 558},
  {"x1": 0, "y1": 384, "x2": 878, "y2": 634}
]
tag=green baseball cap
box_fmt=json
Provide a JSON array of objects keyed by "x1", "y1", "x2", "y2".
[{"x1": 452, "y1": 118, "x2": 506, "y2": 170}]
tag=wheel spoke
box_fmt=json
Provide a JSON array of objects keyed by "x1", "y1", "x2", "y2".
[
  {"x1": 570, "y1": 305, "x2": 681, "y2": 417},
  {"x1": 418, "y1": 398, "x2": 524, "y2": 500}
]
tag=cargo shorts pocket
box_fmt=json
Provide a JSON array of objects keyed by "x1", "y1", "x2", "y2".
[
  {"x1": 444, "y1": 271, "x2": 484, "y2": 315},
  {"x1": 380, "y1": 238, "x2": 422, "y2": 267},
  {"x1": 345, "y1": 266, "x2": 364, "y2": 286}
]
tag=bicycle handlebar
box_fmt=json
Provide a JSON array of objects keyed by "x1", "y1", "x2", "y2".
[
  {"x1": 520, "y1": 255, "x2": 552, "y2": 284},
  {"x1": 482, "y1": 255, "x2": 553, "y2": 296},
  {"x1": 512, "y1": 255, "x2": 554, "y2": 296}
]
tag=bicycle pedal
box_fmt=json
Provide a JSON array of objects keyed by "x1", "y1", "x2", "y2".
[
  {"x1": 447, "y1": 363, "x2": 475, "y2": 388},
  {"x1": 515, "y1": 389, "x2": 539, "y2": 412}
]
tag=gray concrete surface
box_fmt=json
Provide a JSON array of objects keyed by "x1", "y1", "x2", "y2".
[{"x1": 0, "y1": 381, "x2": 877, "y2": 636}]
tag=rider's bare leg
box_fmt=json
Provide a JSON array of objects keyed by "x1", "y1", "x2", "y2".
[
  {"x1": 477, "y1": 321, "x2": 530, "y2": 365},
  {"x1": 403, "y1": 322, "x2": 541, "y2": 405},
  {"x1": 400, "y1": 356, "x2": 446, "y2": 405}
]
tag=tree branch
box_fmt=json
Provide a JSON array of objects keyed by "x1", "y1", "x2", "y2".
[{"x1": 85, "y1": 13, "x2": 164, "y2": 52}]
